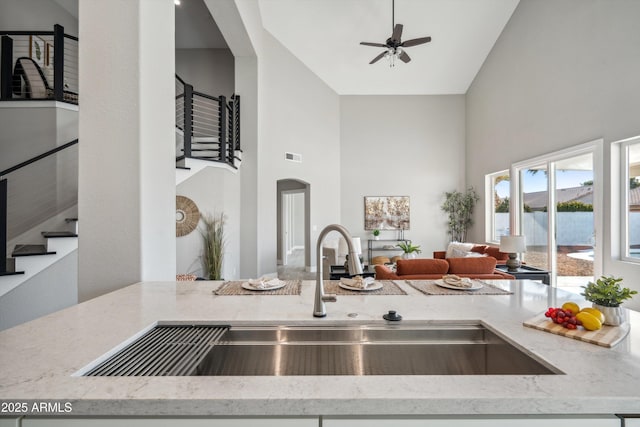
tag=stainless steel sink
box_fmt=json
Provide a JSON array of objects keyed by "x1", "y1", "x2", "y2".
[{"x1": 190, "y1": 323, "x2": 560, "y2": 376}]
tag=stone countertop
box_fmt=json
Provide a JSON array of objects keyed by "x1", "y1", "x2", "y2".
[{"x1": 1, "y1": 279, "x2": 639, "y2": 417}]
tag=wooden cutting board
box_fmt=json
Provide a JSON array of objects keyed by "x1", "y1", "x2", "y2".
[{"x1": 523, "y1": 313, "x2": 630, "y2": 348}]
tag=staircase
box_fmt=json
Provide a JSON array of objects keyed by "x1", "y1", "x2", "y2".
[
  {"x1": 8, "y1": 218, "x2": 78, "y2": 273},
  {"x1": 1, "y1": 138, "x2": 79, "y2": 330},
  {"x1": 1, "y1": 217, "x2": 78, "y2": 331}
]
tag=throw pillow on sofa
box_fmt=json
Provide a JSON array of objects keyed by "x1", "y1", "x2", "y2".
[
  {"x1": 445, "y1": 242, "x2": 474, "y2": 258},
  {"x1": 484, "y1": 246, "x2": 510, "y2": 262}
]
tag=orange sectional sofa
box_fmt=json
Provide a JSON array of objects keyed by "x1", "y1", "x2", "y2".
[{"x1": 374, "y1": 257, "x2": 515, "y2": 280}]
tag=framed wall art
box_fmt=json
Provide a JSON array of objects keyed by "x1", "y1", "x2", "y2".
[
  {"x1": 364, "y1": 196, "x2": 410, "y2": 230},
  {"x1": 29, "y1": 35, "x2": 46, "y2": 67}
]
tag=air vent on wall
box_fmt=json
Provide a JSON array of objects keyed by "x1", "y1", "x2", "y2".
[{"x1": 285, "y1": 152, "x2": 302, "y2": 163}]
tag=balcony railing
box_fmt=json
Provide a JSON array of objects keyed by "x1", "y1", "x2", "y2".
[
  {"x1": 175, "y1": 74, "x2": 241, "y2": 169},
  {"x1": 1, "y1": 24, "x2": 78, "y2": 104}
]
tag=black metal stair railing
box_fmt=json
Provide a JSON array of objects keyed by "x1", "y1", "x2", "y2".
[
  {"x1": 1, "y1": 24, "x2": 78, "y2": 104},
  {"x1": 0, "y1": 139, "x2": 79, "y2": 276},
  {"x1": 175, "y1": 74, "x2": 240, "y2": 169}
]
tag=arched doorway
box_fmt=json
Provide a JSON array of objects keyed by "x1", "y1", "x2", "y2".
[{"x1": 276, "y1": 179, "x2": 310, "y2": 273}]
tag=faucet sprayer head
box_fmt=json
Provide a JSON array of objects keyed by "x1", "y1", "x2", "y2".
[{"x1": 347, "y1": 252, "x2": 364, "y2": 276}]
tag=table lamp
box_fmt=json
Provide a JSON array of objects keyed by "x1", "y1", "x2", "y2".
[{"x1": 500, "y1": 235, "x2": 526, "y2": 272}]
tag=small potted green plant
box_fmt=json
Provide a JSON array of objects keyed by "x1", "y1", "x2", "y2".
[
  {"x1": 581, "y1": 276, "x2": 637, "y2": 326},
  {"x1": 397, "y1": 242, "x2": 422, "y2": 259},
  {"x1": 372, "y1": 229, "x2": 380, "y2": 240}
]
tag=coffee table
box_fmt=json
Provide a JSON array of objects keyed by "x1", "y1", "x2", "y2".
[{"x1": 329, "y1": 265, "x2": 375, "y2": 280}]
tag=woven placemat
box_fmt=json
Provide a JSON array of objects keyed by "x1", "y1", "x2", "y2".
[
  {"x1": 214, "y1": 280, "x2": 301, "y2": 295},
  {"x1": 324, "y1": 280, "x2": 406, "y2": 295},
  {"x1": 406, "y1": 280, "x2": 513, "y2": 296}
]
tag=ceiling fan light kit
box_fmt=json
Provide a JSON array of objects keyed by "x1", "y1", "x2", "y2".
[{"x1": 360, "y1": 0, "x2": 432, "y2": 67}]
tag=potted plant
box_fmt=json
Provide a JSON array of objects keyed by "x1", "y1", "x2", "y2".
[
  {"x1": 581, "y1": 276, "x2": 637, "y2": 326},
  {"x1": 441, "y1": 187, "x2": 479, "y2": 242},
  {"x1": 397, "y1": 242, "x2": 422, "y2": 259},
  {"x1": 372, "y1": 229, "x2": 380, "y2": 240},
  {"x1": 200, "y1": 212, "x2": 225, "y2": 280}
]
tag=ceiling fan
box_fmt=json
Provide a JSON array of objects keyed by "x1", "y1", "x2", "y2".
[{"x1": 360, "y1": 0, "x2": 432, "y2": 66}]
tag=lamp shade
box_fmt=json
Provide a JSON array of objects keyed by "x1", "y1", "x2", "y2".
[
  {"x1": 352, "y1": 237, "x2": 362, "y2": 255},
  {"x1": 500, "y1": 235, "x2": 527, "y2": 253},
  {"x1": 337, "y1": 237, "x2": 349, "y2": 256},
  {"x1": 339, "y1": 237, "x2": 362, "y2": 256}
]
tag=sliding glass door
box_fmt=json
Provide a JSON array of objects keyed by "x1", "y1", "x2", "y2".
[
  {"x1": 553, "y1": 154, "x2": 594, "y2": 290},
  {"x1": 520, "y1": 165, "x2": 549, "y2": 272},
  {"x1": 513, "y1": 142, "x2": 600, "y2": 292}
]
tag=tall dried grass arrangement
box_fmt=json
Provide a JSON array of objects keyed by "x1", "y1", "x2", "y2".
[{"x1": 200, "y1": 213, "x2": 225, "y2": 280}]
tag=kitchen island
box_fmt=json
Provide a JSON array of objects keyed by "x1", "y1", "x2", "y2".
[{"x1": 0, "y1": 279, "x2": 639, "y2": 425}]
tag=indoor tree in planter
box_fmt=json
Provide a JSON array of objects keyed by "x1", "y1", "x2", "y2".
[
  {"x1": 200, "y1": 213, "x2": 226, "y2": 280},
  {"x1": 581, "y1": 276, "x2": 637, "y2": 326},
  {"x1": 441, "y1": 187, "x2": 479, "y2": 242}
]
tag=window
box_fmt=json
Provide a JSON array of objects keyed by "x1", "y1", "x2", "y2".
[
  {"x1": 485, "y1": 171, "x2": 510, "y2": 244},
  {"x1": 622, "y1": 138, "x2": 640, "y2": 261}
]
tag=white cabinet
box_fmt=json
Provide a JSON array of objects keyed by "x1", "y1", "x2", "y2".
[
  {"x1": 323, "y1": 416, "x2": 620, "y2": 427},
  {"x1": 0, "y1": 418, "x2": 20, "y2": 427},
  {"x1": 23, "y1": 418, "x2": 318, "y2": 427},
  {"x1": 623, "y1": 419, "x2": 640, "y2": 426}
]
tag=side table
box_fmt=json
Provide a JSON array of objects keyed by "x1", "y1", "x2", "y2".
[{"x1": 496, "y1": 265, "x2": 550, "y2": 285}]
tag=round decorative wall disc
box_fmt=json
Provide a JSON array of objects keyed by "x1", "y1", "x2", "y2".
[{"x1": 176, "y1": 195, "x2": 200, "y2": 237}]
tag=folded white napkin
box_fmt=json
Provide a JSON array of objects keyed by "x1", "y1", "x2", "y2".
[
  {"x1": 442, "y1": 274, "x2": 473, "y2": 288},
  {"x1": 341, "y1": 276, "x2": 375, "y2": 289},
  {"x1": 247, "y1": 277, "x2": 282, "y2": 289}
]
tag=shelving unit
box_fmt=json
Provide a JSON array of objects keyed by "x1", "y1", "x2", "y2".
[{"x1": 367, "y1": 239, "x2": 410, "y2": 263}]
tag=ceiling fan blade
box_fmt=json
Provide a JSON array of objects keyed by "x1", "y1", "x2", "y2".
[
  {"x1": 360, "y1": 42, "x2": 388, "y2": 48},
  {"x1": 399, "y1": 50, "x2": 411, "y2": 63},
  {"x1": 401, "y1": 36, "x2": 432, "y2": 48},
  {"x1": 392, "y1": 24, "x2": 403, "y2": 42},
  {"x1": 369, "y1": 51, "x2": 387, "y2": 64}
]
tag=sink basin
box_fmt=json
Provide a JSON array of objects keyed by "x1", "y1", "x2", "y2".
[
  {"x1": 191, "y1": 323, "x2": 560, "y2": 376},
  {"x1": 81, "y1": 322, "x2": 560, "y2": 377}
]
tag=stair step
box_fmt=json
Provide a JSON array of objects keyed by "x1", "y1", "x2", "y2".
[
  {"x1": 12, "y1": 244, "x2": 55, "y2": 257},
  {"x1": 0, "y1": 270, "x2": 24, "y2": 277},
  {"x1": 181, "y1": 148, "x2": 220, "y2": 153},
  {"x1": 2, "y1": 258, "x2": 23, "y2": 275},
  {"x1": 41, "y1": 231, "x2": 78, "y2": 238}
]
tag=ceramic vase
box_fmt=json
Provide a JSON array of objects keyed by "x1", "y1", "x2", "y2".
[
  {"x1": 593, "y1": 303, "x2": 627, "y2": 326},
  {"x1": 402, "y1": 252, "x2": 416, "y2": 260}
]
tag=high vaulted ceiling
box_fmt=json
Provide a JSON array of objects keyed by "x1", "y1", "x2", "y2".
[
  {"x1": 258, "y1": 0, "x2": 519, "y2": 95},
  {"x1": 54, "y1": 0, "x2": 519, "y2": 95}
]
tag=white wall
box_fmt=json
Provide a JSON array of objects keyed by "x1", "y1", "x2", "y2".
[
  {"x1": 466, "y1": 0, "x2": 640, "y2": 309},
  {"x1": 78, "y1": 0, "x2": 176, "y2": 301},
  {"x1": 176, "y1": 48, "x2": 234, "y2": 99},
  {"x1": 292, "y1": 192, "x2": 305, "y2": 248},
  {"x1": 0, "y1": 0, "x2": 78, "y2": 36},
  {"x1": 340, "y1": 95, "x2": 466, "y2": 260},
  {"x1": 256, "y1": 31, "x2": 342, "y2": 274},
  {"x1": 176, "y1": 166, "x2": 240, "y2": 280}
]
